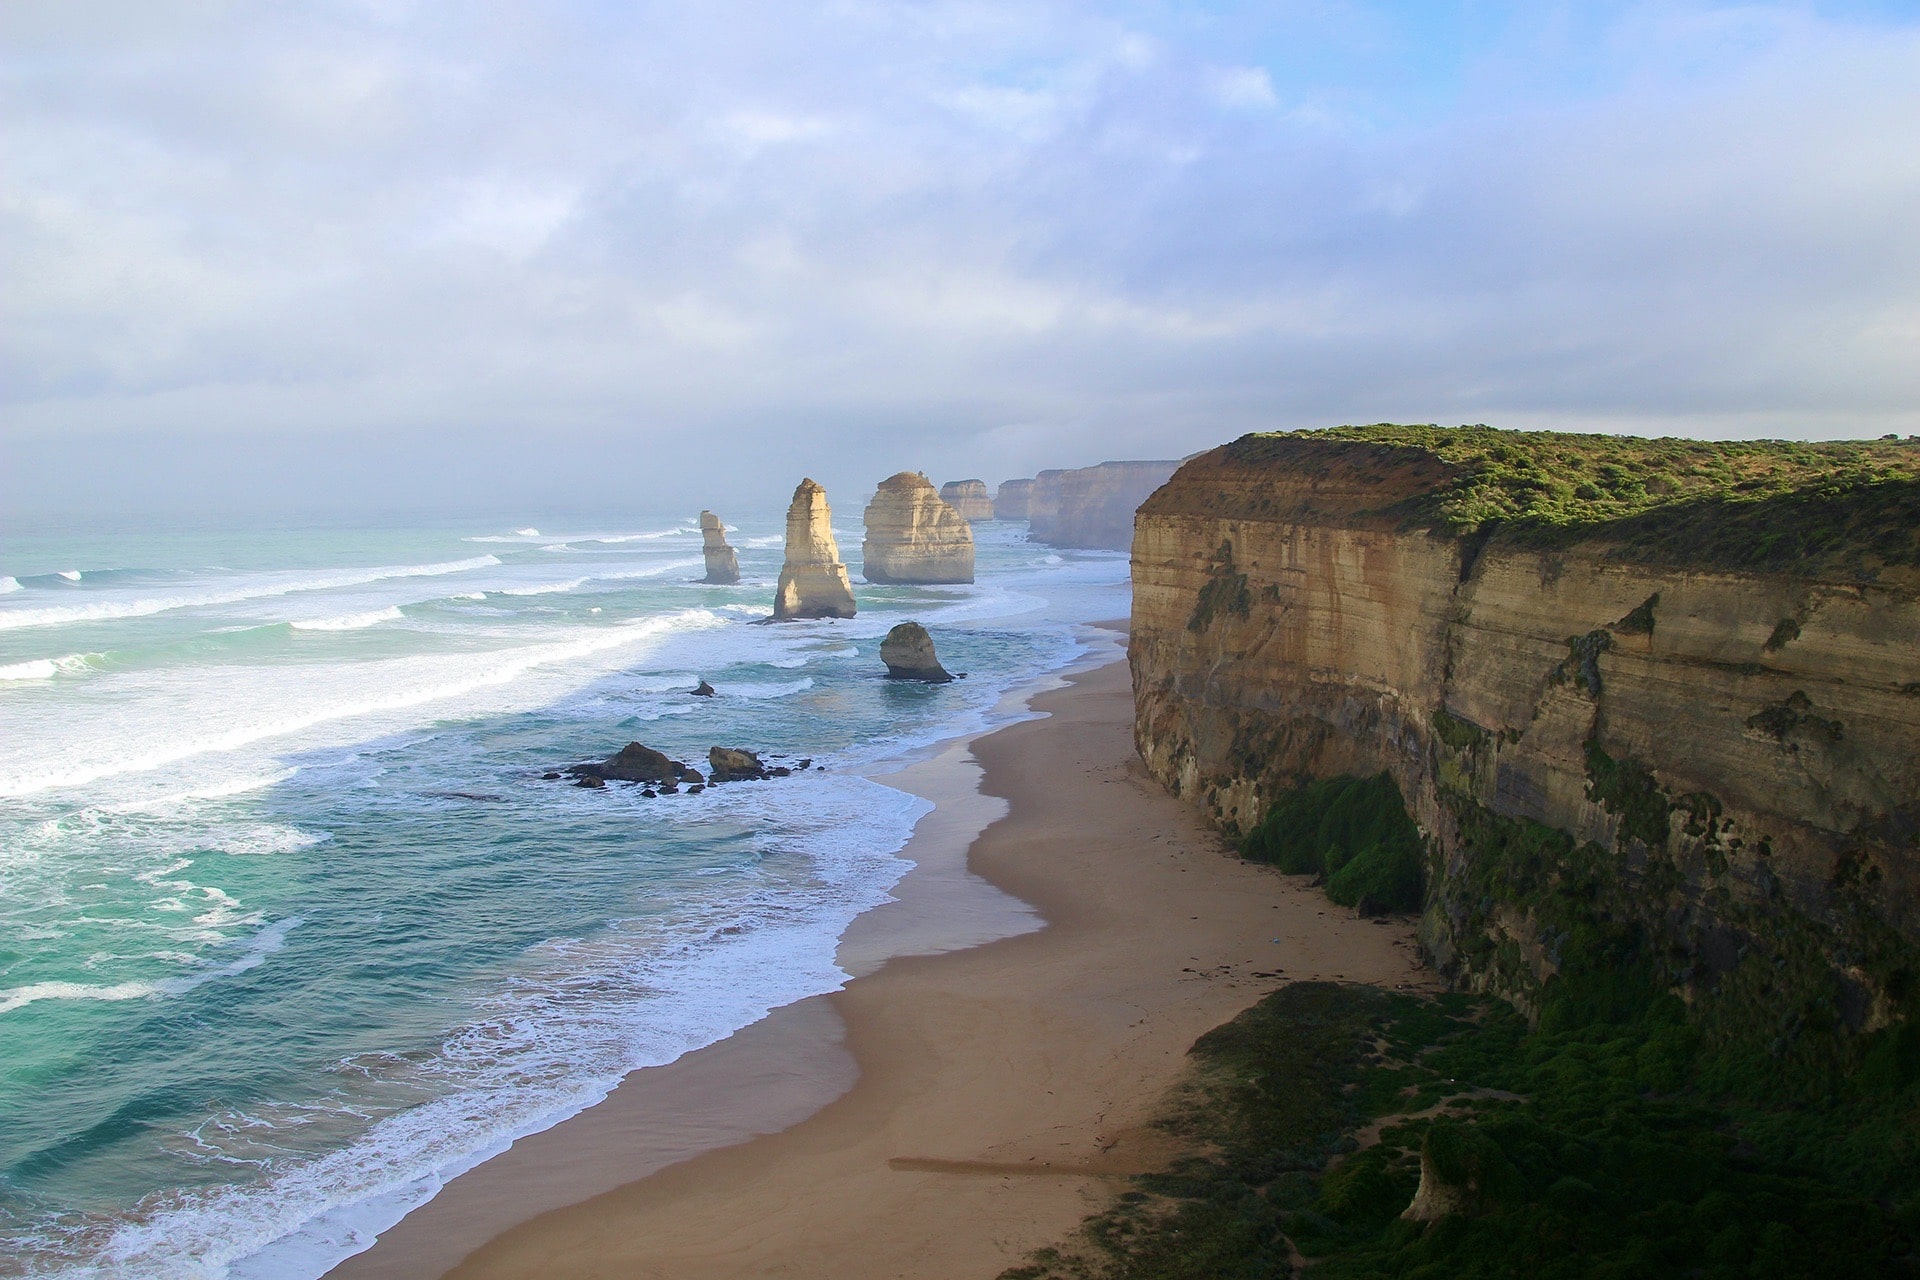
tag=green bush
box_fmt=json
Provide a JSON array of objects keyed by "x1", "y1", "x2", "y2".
[{"x1": 1240, "y1": 774, "x2": 1424, "y2": 912}]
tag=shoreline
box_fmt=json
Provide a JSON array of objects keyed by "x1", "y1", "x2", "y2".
[{"x1": 341, "y1": 649, "x2": 1431, "y2": 1279}]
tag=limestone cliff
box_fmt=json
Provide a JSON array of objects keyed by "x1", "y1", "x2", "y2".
[
  {"x1": 1132, "y1": 428, "x2": 1920, "y2": 1049},
  {"x1": 773, "y1": 479, "x2": 857, "y2": 620},
  {"x1": 1030, "y1": 460, "x2": 1180, "y2": 550},
  {"x1": 861, "y1": 472, "x2": 975, "y2": 584},
  {"x1": 995, "y1": 478, "x2": 1034, "y2": 521},
  {"x1": 699, "y1": 510, "x2": 740, "y2": 584},
  {"x1": 939, "y1": 479, "x2": 994, "y2": 521}
]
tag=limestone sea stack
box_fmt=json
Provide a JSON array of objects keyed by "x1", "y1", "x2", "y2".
[
  {"x1": 938, "y1": 479, "x2": 994, "y2": 521},
  {"x1": 861, "y1": 472, "x2": 975, "y2": 584},
  {"x1": 994, "y1": 478, "x2": 1034, "y2": 521},
  {"x1": 699, "y1": 511, "x2": 740, "y2": 584},
  {"x1": 772, "y1": 479, "x2": 857, "y2": 620},
  {"x1": 879, "y1": 621, "x2": 953, "y2": 682}
]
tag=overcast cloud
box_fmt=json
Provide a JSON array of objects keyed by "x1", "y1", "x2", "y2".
[{"x1": 4, "y1": 1, "x2": 1918, "y2": 521}]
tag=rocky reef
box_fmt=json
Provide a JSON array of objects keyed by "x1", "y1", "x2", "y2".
[
  {"x1": 994, "y1": 478, "x2": 1034, "y2": 521},
  {"x1": 860, "y1": 472, "x2": 975, "y2": 584},
  {"x1": 1131, "y1": 425, "x2": 1920, "y2": 1062},
  {"x1": 773, "y1": 478, "x2": 857, "y2": 620},
  {"x1": 1029, "y1": 459, "x2": 1181, "y2": 550},
  {"x1": 879, "y1": 621, "x2": 953, "y2": 682},
  {"x1": 698, "y1": 510, "x2": 740, "y2": 584},
  {"x1": 938, "y1": 479, "x2": 994, "y2": 521}
]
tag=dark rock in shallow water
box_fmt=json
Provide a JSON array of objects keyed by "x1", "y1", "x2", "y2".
[
  {"x1": 693, "y1": 680, "x2": 716, "y2": 697},
  {"x1": 574, "y1": 775, "x2": 606, "y2": 789},
  {"x1": 879, "y1": 621, "x2": 953, "y2": 682},
  {"x1": 568, "y1": 741, "x2": 703, "y2": 786},
  {"x1": 708, "y1": 746, "x2": 769, "y2": 783},
  {"x1": 541, "y1": 772, "x2": 562, "y2": 780},
  {"x1": 770, "y1": 766, "x2": 792, "y2": 777},
  {"x1": 688, "y1": 783, "x2": 705, "y2": 794},
  {"x1": 641, "y1": 789, "x2": 657, "y2": 798}
]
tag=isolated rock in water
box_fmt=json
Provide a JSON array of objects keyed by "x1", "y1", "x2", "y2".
[
  {"x1": 693, "y1": 679, "x2": 716, "y2": 697},
  {"x1": 994, "y1": 478, "x2": 1034, "y2": 521},
  {"x1": 708, "y1": 746, "x2": 770, "y2": 783},
  {"x1": 938, "y1": 479, "x2": 994, "y2": 521},
  {"x1": 569, "y1": 741, "x2": 703, "y2": 786},
  {"x1": 699, "y1": 510, "x2": 740, "y2": 585},
  {"x1": 880, "y1": 621, "x2": 953, "y2": 682},
  {"x1": 773, "y1": 479, "x2": 857, "y2": 620},
  {"x1": 861, "y1": 471, "x2": 975, "y2": 584},
  {"x1": 574, "y1": 774, "x2": 606, "y2": 789}
]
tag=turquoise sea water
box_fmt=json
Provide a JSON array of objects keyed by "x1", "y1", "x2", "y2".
[{"x1": 0, "y1": 511, "x2": 1129, "y2": 1277}]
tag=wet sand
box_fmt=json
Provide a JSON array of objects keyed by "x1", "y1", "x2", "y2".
[{"x1": 338, "y1": 654, "x2": 1431, "y2": 1280}]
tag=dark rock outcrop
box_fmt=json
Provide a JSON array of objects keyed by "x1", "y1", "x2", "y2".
[
  {"x1": 939, "y1": 479, "x2": 994, "y2": 521},
  {"x1": 708, "y1": 746, "x2": 770, "y2": 782},
  {"x1": 568, "y1": 741, "x2": 703, "y2": 786},
  {"x1": 773, "y1": 479, "x2": 857, "y2": 620},
  {"x1": 700, "y1": 511, "x2": 740, "y2": 584},
  {"x1": 693, "y1": 680, "x2": 716, "y2": 697},
  {"x1": 880, "y1": 621, "x2": 953, "y2": 682}
]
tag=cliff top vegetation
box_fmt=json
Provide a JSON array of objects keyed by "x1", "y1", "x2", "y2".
[{"x1": 1227, "y1": 424, "x2": 1920, "y2": 578}]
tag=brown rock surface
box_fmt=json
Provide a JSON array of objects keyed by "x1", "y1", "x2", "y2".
[
  {"x1": 879, "y1": 621, "x2": 953, "y2": 682},
  {"x1": 938, "y1": 479, "x2": 994, "y2": 521},
  {"x1": 1029, "y1": 460, "x2": 1180, "y2": 549},
  {"x1": 1130, "y1": 434, "x2": 1920, "y2": 1021},
  {"x1": 773, "y1": 479, "x2": 857, "y2": 620},
  {"x1": 699, "y1": 511, "x2": 740, "y2": 584},
  {"x1": 861, "y1": 472, "x2": 975, "y2": 584},
  {"x1": 994, "y1": 478, "x2": 1034, "y2": 521}
]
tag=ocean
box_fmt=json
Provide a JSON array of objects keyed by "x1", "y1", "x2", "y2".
[{"x1": 0, "y1": 511, "x2": 1130, "y2": 1278}]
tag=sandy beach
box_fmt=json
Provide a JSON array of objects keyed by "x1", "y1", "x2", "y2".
[{"x1": 338, "y1": 650, "x2": 1432, "y2": 1280}]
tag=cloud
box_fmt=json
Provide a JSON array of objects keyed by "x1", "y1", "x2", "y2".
[{"x1": 2, "y1": 1, "x2": 1917, "y2": 521}]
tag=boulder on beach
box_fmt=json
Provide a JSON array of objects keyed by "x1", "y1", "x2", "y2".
[
  {"x1": 880, "y1": 621, "x2": 953, "y2": 682},
  {"x1": 861, "y1": 471, "x2": 974, "y2": 584},
  {"x1": 708, "y1": 746, "x2": 770, "y2": 783},
  {"x1": 773, "y1": 479, "x2": 857, "y2": 620},
  {"x1": 938, "y1": 479, "x2": 994, "y2": 521},
  {"x1": 699, "y1": 511, "x2": 740, "y2": 585},
  {"x1": 568, "y1": 741, "x2": 704, "y2": 786}
]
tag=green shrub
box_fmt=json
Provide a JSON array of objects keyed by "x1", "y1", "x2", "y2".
[{"x1": 1240, "y1": 774, "x2": 1424, "y2": 912}]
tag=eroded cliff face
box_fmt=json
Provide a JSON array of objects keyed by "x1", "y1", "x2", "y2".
[
  {"x1": 995, "y1": 478, "x2": 1034, "y2": 521},
  {"x1": 774, "y1": 479, "x2": 857, "y2": 620},
  {"x1": 939, "y1": 479, "x2": 995, "y2": 521},
  {"x1": 1132, "y1": 438, "x2": 1920, "y2": 1035},
  {"x1": 699, "y1": 510, "x2": 740, "y2": 585},
  {"x1": 1031, "y1": 460, "x2": 1181, "y2": 550},
  {"x1": 862, "y1": 472, "x2": 975, "y2": 584}
]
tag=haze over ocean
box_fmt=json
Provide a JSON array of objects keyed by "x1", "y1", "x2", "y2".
[{"x1": 0, "y1": 510, "x2": 1126, "y2": 1277}]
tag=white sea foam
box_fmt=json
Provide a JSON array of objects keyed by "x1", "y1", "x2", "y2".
[
  {"x1": 0, "y1": 917, "x2": 301, "y2": 1016},
  {"x1": 514, "y1": 528, "x2": 539, "y2": 537},
  {"x1": 0, "y1": 652, "x2": 99, "y2": 681},
  {"x1": 494, "y1": 577, "x2": 588, "y2": 597},
  {"x1": 0, "y1": 609, "x2": 728, "y2": 797},
  {"x1": 0, "y1": 576, "x2": 20, "y2": 594},
  {"x1": 57, "y1": 569, "x2": 83, "y2": 581},
  {"x1": 0, "y1": 556, "x2": 501, "y2": 632},
  {"x1": 289, "y1": 608, "x2": 404, "y2": 632}
]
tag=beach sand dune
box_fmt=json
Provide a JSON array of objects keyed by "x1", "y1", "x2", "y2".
[{"x1": 342, "y1": 655, "x2": 1432, "y2": 1280}]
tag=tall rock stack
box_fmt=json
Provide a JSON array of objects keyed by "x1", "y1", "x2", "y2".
[
  {"x1": 699, "y1": 510, "x2": 740, "y2": 584},
  {"x1": 994, "y1": 478, "x2": 1034, "y2": 521},
  {"x1": 861, "y1": 472, "x2": 975, "y2": 584},
  {"x1": 938, "y1": 479, "x2": 995, "y2": 521},
  {"x1": 772, "y1": 479, "x2": 857, "y2": 620}
]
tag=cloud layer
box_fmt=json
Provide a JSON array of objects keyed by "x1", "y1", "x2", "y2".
[{"x1": 4, "y1": 1, "x2": 1918, "y2": 518}]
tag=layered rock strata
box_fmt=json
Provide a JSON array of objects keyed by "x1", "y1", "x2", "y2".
[
  {"x1": 994, "y1": 478, "x2": 1034, "y2": 521},
  {"x1": 879, "y1": 621, "x2": 953, "y2": 682},
  {"x1": 939, "y1": 479, "x2": 995, "y2": 521},
  {"x1": 1131, "y1": 432, "x2": 1920, "y2": 1045},
  {"x1": 699, "y1": 511, "x2": 740, "y2": 584},
  {"x1": 861, "y1": 472, "x2": 975, "y2": 584},
  {"x1": 1029, "y1": 460, "x2": 1181, "y2": 549},
  {"x1": 773, "y1": 479, "x2": 857, "y2": 620}
]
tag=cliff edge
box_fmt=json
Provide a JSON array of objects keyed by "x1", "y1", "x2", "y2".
[
  {"x1": 1132, "y1": 425, "x2": 1920, "y2": 1064},
  {"x1": 1030, "y1": 460, "x2": 1180, "y2": 550}
]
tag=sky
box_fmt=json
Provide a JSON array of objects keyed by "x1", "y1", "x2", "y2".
[{"x1": 4, "y1": 0, "x2": 1919, "y2": 523}]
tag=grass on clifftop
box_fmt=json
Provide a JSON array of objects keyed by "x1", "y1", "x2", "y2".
[{"x1": 1231, "y1": 424, "x2": 1920, "y2": 578}]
